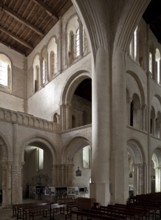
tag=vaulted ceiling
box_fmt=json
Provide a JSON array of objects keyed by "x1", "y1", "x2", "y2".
[{"x1": 0, "y1": 0, "x2": 72, "y2": 56}]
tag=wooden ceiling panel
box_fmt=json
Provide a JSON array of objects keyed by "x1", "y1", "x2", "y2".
[{"x1": 0, "y1": 0, "x2": 72, "y2": 56}]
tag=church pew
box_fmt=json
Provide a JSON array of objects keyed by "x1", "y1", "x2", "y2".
[
  {"x1": 90, "y1": 206, "x2": 148, "y2": 220},
  {"x1": 71, "y1": 209, "x2": 127, "y2": 220},
  {"x1": 12, "y1": 202, "x2": 48, "y2": 218},
  {"x1": 16, "y1": 202, "x2": 66, "y2": 220}
]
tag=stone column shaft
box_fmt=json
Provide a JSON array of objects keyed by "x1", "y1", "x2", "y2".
[
  {"x1": 11, "y1": 164, "x2": 23, "y2": 204},
  {"x1": 111, "y1": 49, "x2": 128, "y2": 204},
  {"x1": 1, "y1": 161, "x2": 12, "y2": 207},
  {"x1": 92, "y1": 47, "x2": 110, "y2": 205}
]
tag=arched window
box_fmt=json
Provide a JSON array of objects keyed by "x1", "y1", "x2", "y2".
[
  {"x1": 48, "y1": 37, "x2": 58, "y2": 79},
  {"x1": 36, "y1": 147, "x2": 44, "y2": 171},
  {"x1": 33, "y1": 54, "x2": 40, "y2": 93},
  {"x1": 0, "y1": 60, "x2": 8, "y2": 86},
  {"x1": 50, "y1": 51, "x2": 57, "y2": 77},
  {"x1": 129, "y1": 26, "x2": 138, "y2": 61},
  {"x1": 69, "y1": 31, "x2": 74, "y2": 62},
  {"x1": 35, "y1": 65, "x2": 40, "y2": 92},
  {"x1": 42, "y1": 58, "x2": 47, "y2": 85},
  {"x1": 66, "y1": 15, "x2": 81, "y2": 65},
  {"x1": 0, "y1": 54, "x2": 12, "y2": 91},
  {"x1": 50, "y1": 51, "x2": 54, "y2": 76},
  {"x1": 149, "y1": 52, "x2": 153, "y2": 76},
  {"x1": 82, "y1": 145, "x2": 91, "y2": 169},
  {"x1": 155, "y1": 49, "x2": 161, "y2": 84},
  {"x1": 150, "y1": 107, "x2": 155, "y2": 135},
  {"x1": 75, "y1": 28, "x2": 80, "y2": 57}
]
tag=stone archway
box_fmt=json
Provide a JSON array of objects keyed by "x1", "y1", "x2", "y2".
[
  {"x1": 0, "y1": 136, "x2": 12, "y2": 207},
  {"x1": 72, "y1": 0, "x2": 150, "y2": 205},
  {"x1": 127, "y1": 140, "x2": 145, "y2": 196},
  {"x1": 20, "y1": 137, "x2": 57, "y2": 202},
  {"x1": 61, "y1": 71, "x2": 91, "y2": 130},
  {"x1": 62, "y1": 136, "x2": 91, "y2": 196},
  {"x1": 151, "y1": 148, "x2": 161, "y2": 193}
]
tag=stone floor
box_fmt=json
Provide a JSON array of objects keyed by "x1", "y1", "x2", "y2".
[{"x1": 0, "y1": 207, "x2": 13, "y2": 220}]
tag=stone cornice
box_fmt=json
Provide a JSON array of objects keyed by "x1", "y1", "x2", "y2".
[{"x1": 0, "y1": 107, "x2": 60, "y2": 132}]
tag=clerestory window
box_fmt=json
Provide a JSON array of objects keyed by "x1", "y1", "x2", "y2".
[
  {"x1": 0, "y1": 54, "x2": 12, "y2": 92},
  {"x1": 0, "y1": 60, "x2": 8, "y2": 86}
]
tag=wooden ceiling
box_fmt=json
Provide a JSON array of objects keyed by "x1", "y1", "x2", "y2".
[
  {"x1": 0, "y1": 0, "x2": 72, "y2": 56},
  {"x1": 0, "y1": 0, "x2": 160, "y2": 57}
]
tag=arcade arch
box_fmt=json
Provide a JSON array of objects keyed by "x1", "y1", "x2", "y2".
[
  {"x1": 21, "y1": 138, "x2": 56, "y2": 200},
  {"x1": 62, "y1": 137, "x2": 91, "y2": 196},
  {"x1": 127, "y1": 140, "x2": 145, "y2": 196},
  {"x1": 0, "y1": 136, "x2": 11, "y2": 207},
  {"x1": 61, "y1": 72, "x2": 92, "y2": 130},
  {"x1": 151, "y1": 148, "x2": 161, "y2": 193}
]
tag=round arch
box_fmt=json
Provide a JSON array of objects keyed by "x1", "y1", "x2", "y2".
[
  {"x1": 126, "y1": 71, "x2": 145, "y2": 106},
  {"x1": 127, "y1": 139, "x2": 145, "y2": 195},
  {"x1": 20, "y1": 137, "x2": 57, "y2": 200},
  {"x1": 0, "y1": 135, "x2": 12, "y2": 207},
  {"x1": 61, "y1": 136, "x2": 91, "y2": 194},
  {"x1": 151, "y1": 147, "x2": 161, "y2": 192},
  {"x1": 61, "y1": 70, "x2": 91, "y2": 105},
  {"x1": 20, "y1": 136, "x2": 57, "y2": 164},
  {"x1": 127, "y1": 139, "x2": 144, "y2": 164},
  {"x1": 62, "y1": 136, "x2": 91, "y2": 164}
]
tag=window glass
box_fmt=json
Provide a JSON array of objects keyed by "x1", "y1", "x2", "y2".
[
  {"x1": 82, "y1": 145, "x2": 91, "y2": 169},
  {"x1": 75, "y1": 28, "x2": 80, "y2": 57},
  {"x1": 0, "y1": 60, "x2": 8, "y2": 86}
]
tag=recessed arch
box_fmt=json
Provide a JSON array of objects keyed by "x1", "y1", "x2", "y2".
[
  {"x1": 61, "y1": 70, "x2": 91, "y2": 105},
  {"x1": 0, "y1": 52, "x2": 12, "y2": 92},
  {"x1": 151, "y1": 147, "x2": 161, "y2": 192},
  {"x1": 0, "y1": 134, "x2": 11, "y2": 207},
  {"x1": 127, "y1": 139, "x2": 144, "y2": 164},
  {"x1": 20, "y1": 136, "x2": 57, "y2": 164},
  {"x1": 61, "y1": 136, "x2": 91, "y2": 192},
  {"x1": 127, "y1": 139, "x2": 145, "y2": 195},
  {"x1": 152, "y1": 147, "x2": 161, "y2": 167},
  {"x1": 62, "y1": 136, "x2": 91, "y2": 164}
]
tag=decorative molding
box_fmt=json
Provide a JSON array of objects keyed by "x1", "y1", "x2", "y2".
[{"x1": 0, "y1": 107, "x2": 61, "y2": 132}]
